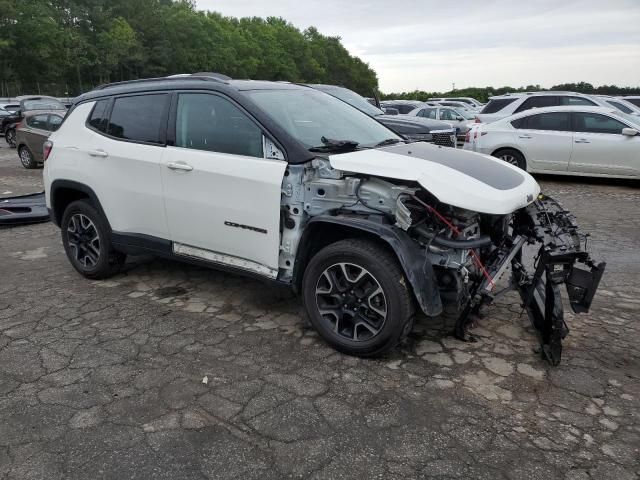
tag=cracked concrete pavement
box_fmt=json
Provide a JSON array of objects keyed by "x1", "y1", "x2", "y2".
[{"x1": 1, "y1": 141, "x2": 639, "y2": 479}]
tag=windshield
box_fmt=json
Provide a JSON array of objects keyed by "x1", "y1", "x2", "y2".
[
  {"x1": 314, "y1": 85, "x2": 384, "y2": 117},
  {"x1": 248, "y1": 89, "x2": 401, "y2": 150},
  {"x1": 22, "y1": 98, "x2": 66, "y2": 111}
]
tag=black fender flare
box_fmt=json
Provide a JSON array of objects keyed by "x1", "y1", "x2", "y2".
[
  {"x1": 49, "y1": 179, "x2": 110, "y2": 228},
  {"x1": 294, "y1": 215, "x2": 443, "y2": 317}
]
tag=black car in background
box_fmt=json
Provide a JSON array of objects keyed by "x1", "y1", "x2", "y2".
[
  {"x1": 307, "y1": 85, "x2": 456, "y2": 147},
  {"x1": 2, "y1": 96, "x2": 67, "y2": 147}
]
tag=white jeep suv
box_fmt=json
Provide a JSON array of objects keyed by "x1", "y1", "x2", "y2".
[{"x1": 43, "y1": 74, "x2": 604, "y2": 363}]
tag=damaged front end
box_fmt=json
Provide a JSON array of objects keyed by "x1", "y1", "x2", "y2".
[
  {"x1": 280, "y1": 155, "x2": 604, "y2": 365},
  {"x1": 440, "y1": 195, "x2": 606, "y2": 366}
]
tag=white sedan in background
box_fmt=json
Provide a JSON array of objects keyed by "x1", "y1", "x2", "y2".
[{"x1": 464, "y1": 106, "x2": 640, "y2": 179}]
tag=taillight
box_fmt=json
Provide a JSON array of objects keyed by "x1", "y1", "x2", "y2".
[
  {"x1": 43, "y1": 140, "x2": 53, "y2": 161},
  {"x1": 465, "y1": 131, "x2": 470, "y2": 143}
]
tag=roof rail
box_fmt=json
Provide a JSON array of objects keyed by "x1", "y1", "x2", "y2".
[{"x1": 95, "y1": 73, "x2": 231, "y2": 90}]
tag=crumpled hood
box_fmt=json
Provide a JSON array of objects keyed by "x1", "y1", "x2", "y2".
[{"x1": 329, "y1": 142, "x2": 540, "y2": 215}]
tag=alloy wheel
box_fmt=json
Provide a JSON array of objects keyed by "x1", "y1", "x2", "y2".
[
  {"x1": 67, "y1": 213, "x2": 101, "y2": 268},
  {"x1": 500, "y1": 154, "x2": 518, "y2": 166},
  {"x1": 19, "y1": 148, "x2": 33, "y2": 167},
  {"x1": 315, "y1": 262, "x2": 388, "y2": 342}
]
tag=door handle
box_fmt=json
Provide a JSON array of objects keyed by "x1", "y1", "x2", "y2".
[
  {"x1": 574, "y1": 139, "x2": 590, "y2": 144},
  {"x1": 167, "y1": 161, "x2": 193, "y2": 172},
  {"x1": 87, "y1": 149, "x2": 108, "y2": 157},
  {"x1": 518, "y1": 134, "x2": 532, "y2": 139}
]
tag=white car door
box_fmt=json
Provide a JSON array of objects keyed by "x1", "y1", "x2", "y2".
[
  {"x1": 510, "y1": 112, "x2": 573, "y2": 172},
  {"x1": 54, "y1": 97, "x2": 171, "y2": 239},
  {"x1": 569, "y1": 112, "x2": 640, "y2": 177},
  {"x1": 161, "y1": 92, "x2": 286, "y2": 278}
]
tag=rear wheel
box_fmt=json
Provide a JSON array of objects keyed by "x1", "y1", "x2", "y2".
[
  {"x1": 302, "y1": 238, "x2": 414, "y2": 357},
  {"x1": 18, "y1": 146, "x2": 37, "y2": 169},
  {"x1": 61, "y1": 200, "x2": 126, "y2": 279},
  {"x1": 5, "y1": 128, "x2": 16, "y2": 148},
  {"x1": 494, "y1": 148, "x2": 526, "y2": 170}
]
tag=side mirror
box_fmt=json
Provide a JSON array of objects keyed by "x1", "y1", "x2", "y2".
[
  {"x1": 456, "y1": 116, "x2": 464, "y2": 121},
  {"x1": 621, "y1": 127, "x2": 639, "y2": 136},
  {"x1": 383, "y1": 107, "x2": 399, "y2": 115}
]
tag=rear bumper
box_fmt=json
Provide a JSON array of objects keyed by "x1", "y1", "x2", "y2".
[{"x1": 0, "y1": 192, "x2": 50, "y2": 225}]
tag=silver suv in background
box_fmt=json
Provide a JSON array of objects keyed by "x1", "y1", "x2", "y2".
[
  {"x1": 476, "y1": 92, "x2": 622, "y2": 123},
  {"x1": 429, "y1": 97, "x2": 484, "y2": 110}
]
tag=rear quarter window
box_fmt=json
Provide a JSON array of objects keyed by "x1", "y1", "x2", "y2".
[
  {"x1": 480, "y1": 98, "x2": 517, "y2": 114},
  {"x1": 107, "y1": 94, "x2": 169, "y2": 144},
  {"x1": 87, "y1": 99, "x2": 110, "y2": 133}
]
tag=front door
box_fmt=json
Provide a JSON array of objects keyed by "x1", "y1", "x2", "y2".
[
  {"x1": 569, "y1": 112, "x2": 640, "y2": 176},
  {"x1": 161, "y1": 92, "x2": 286, "y2": 277}
]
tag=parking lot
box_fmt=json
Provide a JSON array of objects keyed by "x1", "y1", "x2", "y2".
[{"x1": 1, "y1": 141, "x2": 638, "y2": 479}]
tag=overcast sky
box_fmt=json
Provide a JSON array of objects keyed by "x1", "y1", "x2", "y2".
[{"x1": 195, "y1": 0, "x2": 640, "y2": 92}]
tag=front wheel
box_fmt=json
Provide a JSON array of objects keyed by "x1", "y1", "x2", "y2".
[
  {"x1": 5, "y1": 129, "x2": 16, "y2": 148},
  {"x1": 302, "y1": 239, "x2": 414, "y2": 357},
  {"x1": 61, "y1": 200, "x2": 126, "y2": 279}
]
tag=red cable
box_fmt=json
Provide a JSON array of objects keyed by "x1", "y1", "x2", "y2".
[{"x1": 409, "y1": 195, "x2": 495, "y2": 289}]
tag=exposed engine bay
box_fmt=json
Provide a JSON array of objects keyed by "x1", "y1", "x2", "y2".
[{"x1": 279, "y1": 158, "x2": 605, "y2": 365}]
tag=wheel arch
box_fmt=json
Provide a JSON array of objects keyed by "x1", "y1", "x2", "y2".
[
  {"x1": 50, "y1": 180, "x2": 110, "y2": 229},
  {"x1": 292, "y1": 215, "x2": 443, "y2": 317}
]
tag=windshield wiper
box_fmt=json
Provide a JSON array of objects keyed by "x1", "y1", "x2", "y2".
[
  {"x1": 375, "y1": 138, "x2": 402, "y2": 147},
  {"x1": 309, "y1": 136, "x2": 360, "y2": 152}
]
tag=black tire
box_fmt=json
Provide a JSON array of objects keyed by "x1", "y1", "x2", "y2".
[
  {"x1": 18, "y1": 146, "x2": 38, "y2": 169},
  {"x1": 61, "y1": 200, "x2": 126, "y2": 279},
  {"x1": 302, "y1": 238, "x2": 414, "y2": 357},
  {"x1": 5, "y1": 128, "x2": 16, "y2": 148},
  {"x1": 493, "y1": 148, "x2": 526, "y2": 170}
]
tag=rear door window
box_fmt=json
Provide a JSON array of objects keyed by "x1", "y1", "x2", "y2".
[
  {"x1": 26, "y1": 114, "x2": 50, "y2": 130},
  {"x1": 573, "y1": 112, "x2": 628, "y2": 134},
  {"x1": 480, "y1": 98, "x2": 517, "y2": 114},
  {"x1": 175, "y1": 93, "x2": 263, "y2": 158},
  {"x1": 625, "y1": 98, "x2": 640, "y2": 108},
  {"x1": 513, "y1": 112, "x2": 571, "y2": 131},
  {"x1": 107, "y1": 94, "x2": 169, "y2": 144},
  {"x1": 514, "y1": 96, "x2": 559, "y2": 113}
]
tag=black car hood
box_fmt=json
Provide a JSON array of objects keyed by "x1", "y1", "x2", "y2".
[{"x1": 375, "y1": 114, "x2": 452, "y2": 134}]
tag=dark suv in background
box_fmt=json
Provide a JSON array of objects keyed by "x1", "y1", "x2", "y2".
[{"x1": 308, "y1": 85, "x2": 456, "y2": 147}]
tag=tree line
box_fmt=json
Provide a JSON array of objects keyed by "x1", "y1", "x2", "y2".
[
  {"x1": 0, "y1": 0, "x2": 379, "y2": 97},
  {"x1": 1, "y1": 1, "x2": 639, "y2": 101},
  {"x1": 380, "y1": 82, "x2": 640, "y2": 103}
]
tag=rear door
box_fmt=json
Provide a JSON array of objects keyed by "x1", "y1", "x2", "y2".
[
  {"x1": 161, "y1": 91, "x2": 286, "y2": 277},
  {"x1": 23, "y1": 114, "x2": 50, "y2": 161},
  {"x1": 569, "y1": 112, "x2": 640, "y2": 176},
  {"x1": 510, "y1": 112, "x2": 573, "y2": 171}
]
